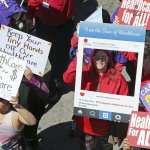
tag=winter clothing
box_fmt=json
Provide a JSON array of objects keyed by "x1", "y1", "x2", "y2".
[
  {"x1": 28, "y1": 0, "x2": 75, "y2": 26},
  {"x1": 63, "y1": 57, "x2": 128, "y2": 136},
  {"x1": 0, "y1": 0, "x2": 25, "y2": 25}
]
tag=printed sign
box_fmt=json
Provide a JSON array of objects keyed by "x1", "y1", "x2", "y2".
[
  {"x1": 0, "y1": 25, "x2": 51, "y2": 76},
  {"x1": 74, "y1": 22, "x2": 145, "y2": 123},
  {"x1": 140, "y1": 82, "x2": 150, "y2": 112},
  {"x1": 116, "y1": 0, "x2": 150, "y2": 30},
  {"x1": 85, "y1": 6, "x2": 103, "y2": 23},
  {"x1": 127, "y1": 111, "x2": 150, "y2": 149},
  {"x1": 0, "y1": 51, "x2": 26, "y2": 100}
]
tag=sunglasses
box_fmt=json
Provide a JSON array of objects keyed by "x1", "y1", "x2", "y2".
[{"x1": 94, "y1": 55, "x2": 108, "y2": 62}]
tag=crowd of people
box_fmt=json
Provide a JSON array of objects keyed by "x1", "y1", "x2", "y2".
[{"x1": 0, "y1": 0, "x2": 149, "y2": 149}]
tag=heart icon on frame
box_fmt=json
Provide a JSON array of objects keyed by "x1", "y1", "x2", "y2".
[{"x1": 80, "y1": 92, "x2": 85, "y2": 96}]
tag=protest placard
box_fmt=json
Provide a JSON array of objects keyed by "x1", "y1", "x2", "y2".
[
  {"x1": 116, "y1": 0, "x2": 150, "y2": 30},
  {"x1": 0, "y1": 25, "x2": 51, "y2": 76},
  {"x1": 85, "y1": 6, "x2": 103, "y2": 23},
  {"x1": 140, "y1": 82, "x2": 150, "y2": 112},
  {"x1": 127, "y1": 111, "x2": 150, "y2": 149},
  {"x1": 73, "y1": 22, "x2": 145, "y2": 123},
  {"x1": 0, "y1": 51, "x2": 26, "y2": 100}
]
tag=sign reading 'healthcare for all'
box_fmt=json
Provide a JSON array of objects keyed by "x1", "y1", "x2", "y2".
[
  {"x1": 117, "y1": 0, "x2": 150, "y2": 30},
  {"x1": 127, "y1": 111, "x2": 150, "y2": 149}
]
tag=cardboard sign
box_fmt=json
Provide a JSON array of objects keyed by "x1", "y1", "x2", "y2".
[
  {"x1": 85, "y1": 6, "x2": 103, "y2": 23},
  {"x1": 0, "y1": 25, "x2": 51, "y2": 76},
  {"x1": 0, "y1": 51, "x2": 26, "y2": 100},
  {"x1": 74, "y1": 22, "x2": 145, "y2": 123},
  {"x1": 140, "y1": 82, "x2": 150, "y2": 112},
  {"x1": 127, "y1": 111, "x2": 150, "y2": 149},
  {"x1": 117, "y1": 0, "x2": 150, "y2": 30}
]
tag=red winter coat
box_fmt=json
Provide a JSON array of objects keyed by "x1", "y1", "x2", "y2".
[
  {"x1": 28, "y1": 0, "x2": 75, "y2": 26},
  {"x1": 63, "y1": 58, "x2": 128, "y2": 136}
]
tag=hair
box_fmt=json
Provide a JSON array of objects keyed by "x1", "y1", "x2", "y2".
[
  {"x1": 0, "y1": 98, "x2": 10, "y2": 105},
  {"x1": 10, "y1": 12, "x2": 33, "y2": 33},
  {"x1": 92, "y1": 49, "x2": 114, "y2": 69},
  {"x1": 83, "y1": 49, "x2": 120, "y2": 86},
  {"x1": 0, "y1": 98, "x2": 6, "y2": 102}
]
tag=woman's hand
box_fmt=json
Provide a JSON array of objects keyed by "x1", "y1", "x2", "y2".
[
  {"x1": 9, "y1": 93, "x2": 22, "y2": 109},
  {"x1": 122, "y1": 138, "x2": 131, "y2": 150},
  {"x1": 24, "y1": 68, "x2": 33, "y2": 81},
  {"x1": 9, "y1": 93, "x2": 36, "y2": 126}
]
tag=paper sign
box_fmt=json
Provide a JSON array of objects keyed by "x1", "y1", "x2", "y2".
[
  {"x1": 74, "y1": 22, "x2": 145, "y2": 123},
  {"x1": 127, "y1": 111, "x2": 150, "y2": 149},
  {"x1": 140, "y1": 82, "x2": 150, "y2": 112},
  {"x1": 44, "y1": 60, "x2": 51, "y2": 75},
  {"x1": 0, "y1": 25, "x2": 51, "y2": 76},
  {"x1": 116, "y1": 0, "x2": 150, "y2": 30},
  {"x1": 0, "y1": 51, "x2": 26, "y2": 100},
  {"x1": 85, "y1": 6, "x2": 103, "y2": 23}
]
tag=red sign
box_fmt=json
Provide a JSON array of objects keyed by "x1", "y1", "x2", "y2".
[
  {"x1": 116, "y1": 0, "x2": 150, "y2": 30},
  {"x1": 127, "y1": 111, "x2": 150, "y2": 149}
]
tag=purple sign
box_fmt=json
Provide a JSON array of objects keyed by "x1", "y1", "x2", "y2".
[{"x1": 140, "y1": 82, "x2": 150, "y2": 112}]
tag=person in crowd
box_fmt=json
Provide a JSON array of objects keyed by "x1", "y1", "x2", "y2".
[
  {"x1": 113, "y1": 34, "x2": 150, "y2": 150},
  {"x1": 110, "y1": 0, "x2": 137, "y2": 96},
  {"x1": 27, "y1": 0, "x2": 76, "y2": 97},
  {"x1": 0, "y1": 0, "x2": 46, "y2": 146},
  {"x1": 63, "y1": 49, "x2": 129, "y2": 150},
  {"x1": 20, "y1": 67, "x2": 50, "y2": 149},
  {"x1": 0, "y1": 94, "x2": 36, "y2": 150},
  {"x1": 122, "y1": 138, "x2": 132, "y2": 150},
  {"x1": 0, "y1": 0, "x2": 25, "y2": 25},
  {"x1": 22, "y1": 1, "x2": 76, "y2": 148},
  {"x1": 0, "y1": 0, "x2": 33, "y2": 32},
  {"x1": 69, "y1": 8, "x2": 111, "y2": 60}
]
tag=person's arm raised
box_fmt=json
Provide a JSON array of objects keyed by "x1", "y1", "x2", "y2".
[{"x1": 10, "y1": 95, "x2": 36, "y2": 126}]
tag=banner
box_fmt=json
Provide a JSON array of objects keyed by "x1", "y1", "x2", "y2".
[
  {"x1": 127, "y1": 111, "x2": 150, "y2": 149},
  {"x1": 0, "y1": 51, "x2": 26, "y2": 100},
  {"x1": 116, "y1": 0, "x2": 150, "y2": 30},
  {"x1": 74, "y1": 22, "x2": 145, "y2": 123},
  {"x1": 0, "y1": 25, "x2": 51, "y2": 76}
]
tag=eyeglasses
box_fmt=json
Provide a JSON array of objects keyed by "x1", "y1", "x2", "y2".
[{"x1": 94, "y1": 55, "x2": 108, "y2": 62}]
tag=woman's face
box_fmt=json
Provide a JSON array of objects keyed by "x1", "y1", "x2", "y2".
[{"x1": 93, "y1": 51, "x2": 109, "y2": 71}]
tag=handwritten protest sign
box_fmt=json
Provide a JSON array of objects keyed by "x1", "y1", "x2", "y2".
[
  {"x1": 0, "y1": 25, "x2": 51, "y2": 76},
  {"x1": 116, "y1": 0, "x2": 150, "y2": 30},
  {"x1": 140, "y1": 82, "x2": 150, "y2": 112},
  {"x1": 74, "y1": 22, "x2": 145, "y2": 123},
  {"x1": 0, "y1": 51, "x2": 26, "y2": 100},
  {"x1": 127, "y1": 111, "x2": 150, "y2": 149}
]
